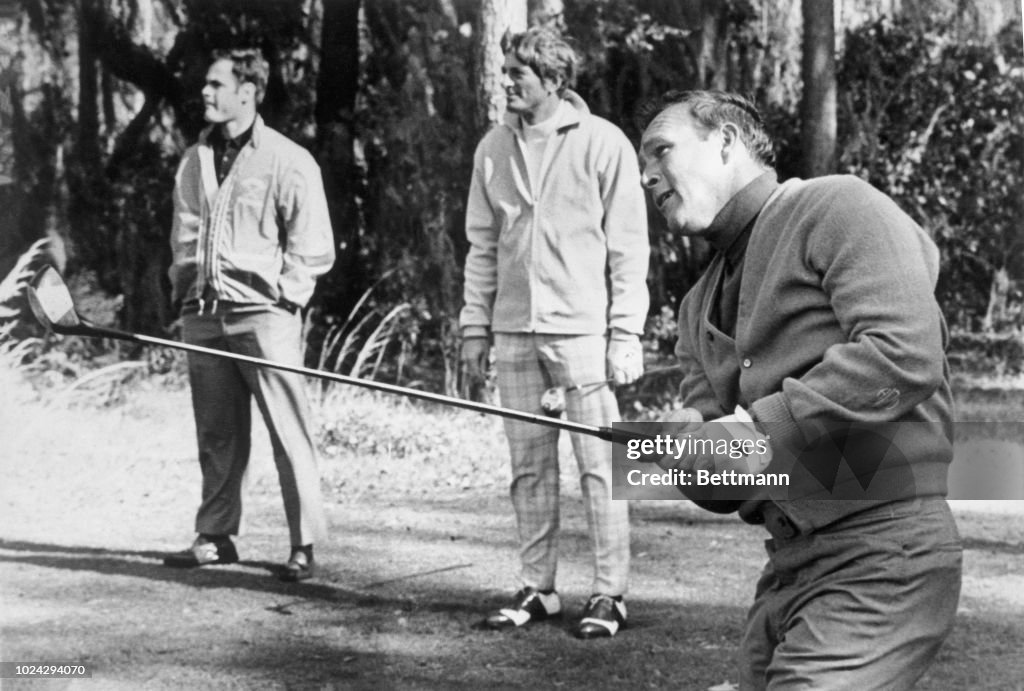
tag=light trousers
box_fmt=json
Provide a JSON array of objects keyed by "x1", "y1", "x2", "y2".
[{"x1": 494, "y1": 333, "x2": 630, "y2": 596}]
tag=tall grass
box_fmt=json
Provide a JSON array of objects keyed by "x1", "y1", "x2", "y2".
[
  {"x1": 0, "y1": 239, "x2": 50, "y2": 404},
  {"x1": 313, "y1": 278, "x2": 411, "y2": 407},
  {"x1": 0, "y1": 237, "x2": 49, "y2": 318}
]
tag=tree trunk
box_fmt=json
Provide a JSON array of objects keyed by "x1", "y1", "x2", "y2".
[
  {"x1": 77, "y1": 0, "x2": 102, "y2": 172},
  {"x1": 698, "y1": 0, "x2": 727, "y2": 89},
  {"x1": 799, "y1": 0, "x2": 836, "y2": 177},
  {"x1": 314, "y1": 0, "x2": 364, "y2": 333},
  {"x1": 473, "y1": 0, "x2": 526, "y2": 136},
  {"x1": 528, "y1": 0, "x2": 563, "y2": 30}
]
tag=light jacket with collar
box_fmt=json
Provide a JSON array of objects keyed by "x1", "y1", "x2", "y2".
[
  {"x1": 169, "y1": 115, "x2": 335, "y2": 309},
  {"x1": 459, "y1": 94, "x2": 650, "y2": 338}
]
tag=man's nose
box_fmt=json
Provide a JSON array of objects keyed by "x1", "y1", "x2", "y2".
[
  {"x1": 501, "y1": 74, "x2": 514, "y2": 89},
  {"x1": 641, "y1": 167, "x2": 659, "y2": 189}
]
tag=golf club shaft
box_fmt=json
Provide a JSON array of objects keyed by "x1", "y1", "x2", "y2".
[
  {"x1": 566, "y1": 365, "x2": 681, "y2": 392},
  {"x1": 72, "y1": 322, "x2": 629, "y2": 444}
]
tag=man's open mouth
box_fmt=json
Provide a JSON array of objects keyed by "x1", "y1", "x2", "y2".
[{"x1": 656, "y1": 190, "x2": 674, "y2": 208}]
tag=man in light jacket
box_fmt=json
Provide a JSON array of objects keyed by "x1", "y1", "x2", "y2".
[
  {"x1": 460, "y1": 28, "x2": 650, "y2": 639},
  {"x1": 164, "y1": 48, "x2": 335, "y2": 582}
]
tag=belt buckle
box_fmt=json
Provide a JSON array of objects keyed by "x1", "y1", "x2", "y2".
[{"x1": 197, "y1": 298, "x2": 220, "y2": 316}]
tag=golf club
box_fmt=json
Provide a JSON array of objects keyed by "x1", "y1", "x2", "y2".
[
  {"x1": 27, "y1": 266, "x2": 642, "y2": 445},
  {"x1": 540, "y1": 365, "x2": 682, "y2": 416}
]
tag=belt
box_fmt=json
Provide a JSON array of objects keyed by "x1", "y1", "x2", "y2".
[{"x1": 182, "y1": 298, "x2": 300, "y2": 316}]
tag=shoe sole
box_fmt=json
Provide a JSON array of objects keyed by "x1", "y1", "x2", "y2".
[
  {"x1": 162, "y1": 544, "x2": 239, "y2": 568},
  {"x1": 162, "y1": 556, "x2": 239, "y2": 568},
  {"x1": 572, "y1": 621, "x2": 627, "y2": 639},
  {"x1": 279, "y1": 568, "x2": 314, "y2": 582},
  {"x1": 482, "y1": 611, "x2": 562, "y2": 630}
]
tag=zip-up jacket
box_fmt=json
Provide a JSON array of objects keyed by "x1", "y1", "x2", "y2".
[
  {"x1": 169, "y1": 116, "x2": 335, "y2": 308},
  {"x1": 459, "y1": 95, "x2": 649, "y2": 337}
]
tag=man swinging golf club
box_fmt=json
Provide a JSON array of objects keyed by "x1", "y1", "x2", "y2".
[{"x1": 163, "y1": 48, "x2": 335, "y2": 581}]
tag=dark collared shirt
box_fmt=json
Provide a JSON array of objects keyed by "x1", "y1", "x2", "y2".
[
  {"x1": 704, "y1": 171, "x2": 779, "y2": 337},
  {"x1": 209, "y1": 122, "x2": 254, "y2": 185}
]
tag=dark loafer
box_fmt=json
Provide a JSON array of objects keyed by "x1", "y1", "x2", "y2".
[
  {"x1": 163, "y1": 536, "x2": 239, "y2": 568},
  {"x1": 573, "y1": 594, "x2": 627, "y2": 639},
  {"x1": 280, "y1": 548, "x2": 315, "y2": 582},
  {"x1": 484, "y1": 587, "x2": 562, "y2": 630}
]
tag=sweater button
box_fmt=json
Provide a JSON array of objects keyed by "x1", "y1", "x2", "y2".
[{"x1": 742, "y1": 358, "x2": 752, "y2": 368}]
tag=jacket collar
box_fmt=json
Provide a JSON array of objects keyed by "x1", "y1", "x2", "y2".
[
  {"x1": 199, "y1": 114, "x2": 265, "y2": 149},
  {"x1": 706, "y1": 170, "x2": 779, "y2": 263},
  {"x1": 502, "y1": 90, "x2": 589, "y2": 137}
]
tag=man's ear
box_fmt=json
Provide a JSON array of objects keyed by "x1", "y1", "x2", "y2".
[
  {"x1": 543, "y1": 75, "x2": 563, "y2": 96},
  {"x1": 720, "y1": 122, "x2": 740, "y2": 162},
  {"x1": 239, "y1": 82, "x2": 257, "y2": 105}
]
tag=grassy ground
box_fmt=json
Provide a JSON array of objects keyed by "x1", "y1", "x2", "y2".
[{"x1": 1, "y1": 369, "x2": 1023, "y2": 689}]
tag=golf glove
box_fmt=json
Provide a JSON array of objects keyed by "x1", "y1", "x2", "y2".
[
  {"x1": 606, "y1": 334, "x2": 643, "y2": 385},
  {"x1": 664, "y1": 406, "x2": 772, "y2": 475},
  {"x1": 633, "y1": 406, "x2": 772, "y2": 476}
]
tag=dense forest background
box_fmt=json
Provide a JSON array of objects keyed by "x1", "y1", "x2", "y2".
[{"x1": 0, "y1": 0, "x2": 1021, "y2": 395}]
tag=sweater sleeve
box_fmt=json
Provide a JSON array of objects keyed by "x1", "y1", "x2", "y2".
[
  {"x1": 168, "y1": 151, "x2": 201, "y2": 305},
  {"x1": 749, "y1": 178, "x2": 947, "y2": 449},
  {"x1": 599, "y1": 126, "x2": 650, "y2": 336},
  {"x1": 459, "y1": 143, "x2": 499, "y2": 337},
  {"x1": 277, "y1": 150, "x2": 336, "y2": 307}
]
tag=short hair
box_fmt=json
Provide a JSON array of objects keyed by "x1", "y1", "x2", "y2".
[
  {"x1": 501, "y1": 27, "x2": 577, "y2": 96},
  {"x1": 211, "y1": 48, "x2": 269, "y2": 104},
  {"x1": 637, "y1": 90, "x2": 776, "y2": 168}
]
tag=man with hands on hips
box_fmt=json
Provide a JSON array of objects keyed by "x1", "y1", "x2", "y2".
[
  {"x1": 635, "y1": 90, "x2": 961, "y2": 689},
  {"x1": 459, "y1": 27, "x2": 649, "y2": 639}
]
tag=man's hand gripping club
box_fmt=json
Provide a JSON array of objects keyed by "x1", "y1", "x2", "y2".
[{"x1": 636, "y1": 406, "x2": 773, "y2": 477}]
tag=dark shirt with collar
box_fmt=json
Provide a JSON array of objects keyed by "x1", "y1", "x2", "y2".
[
  {"x1": 209, "y1": 123, "x2": 254, "y2": 185},
  {"x1": 705, "y1": 171, "x2": 779, "y2": 338}
]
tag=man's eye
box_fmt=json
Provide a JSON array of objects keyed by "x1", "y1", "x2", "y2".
[{"x1": 655, "y1": 145, "x2": 671, "y2": 158}]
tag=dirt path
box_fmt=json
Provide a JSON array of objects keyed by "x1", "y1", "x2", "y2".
[{"x1": 2, "y1": 389, "x2": 1024, "y2": 689}]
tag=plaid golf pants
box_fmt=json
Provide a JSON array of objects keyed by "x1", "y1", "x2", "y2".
[{"x1": 494, "y1": 333, "x2": 630, "y2": 596}]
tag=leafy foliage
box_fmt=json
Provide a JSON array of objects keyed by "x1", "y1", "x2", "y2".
[
  {"x1": 837, "y1": 15, "x2": 1024, "y2": 332},
  {"x1": 355, "y1": 0, "x2": 478, "y2": 392},
  {"x1": 7, "y1": 0, "x2": 1024, "y2": 389}
]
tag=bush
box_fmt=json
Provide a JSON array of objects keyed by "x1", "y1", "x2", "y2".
[
  {"x1": 948, "y1": 329, "x2": 1024, "y2": 376},
  {"x1": 838, "y1": 16, "x2": 1024, "y2": 332}
]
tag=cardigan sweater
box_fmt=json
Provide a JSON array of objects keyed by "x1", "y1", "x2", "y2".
[{"x1": 674, "y1": 174, "x2": 954, "y2": 532}]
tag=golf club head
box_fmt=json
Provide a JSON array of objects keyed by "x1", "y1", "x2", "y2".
[{"x1": 27, "y1": 265, "x2": 84, "y2": 334}]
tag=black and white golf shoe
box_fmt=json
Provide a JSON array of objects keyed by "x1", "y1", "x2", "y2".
[
  {"x1": 163, "y1": 535, "x2": 239, "y2": 568},
  {"x1": 483, "y1": 587, "x2": 562, "y2": 630},
  {"x1": 572, "y1": 594, "x2": 627, "y2": 639}
]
